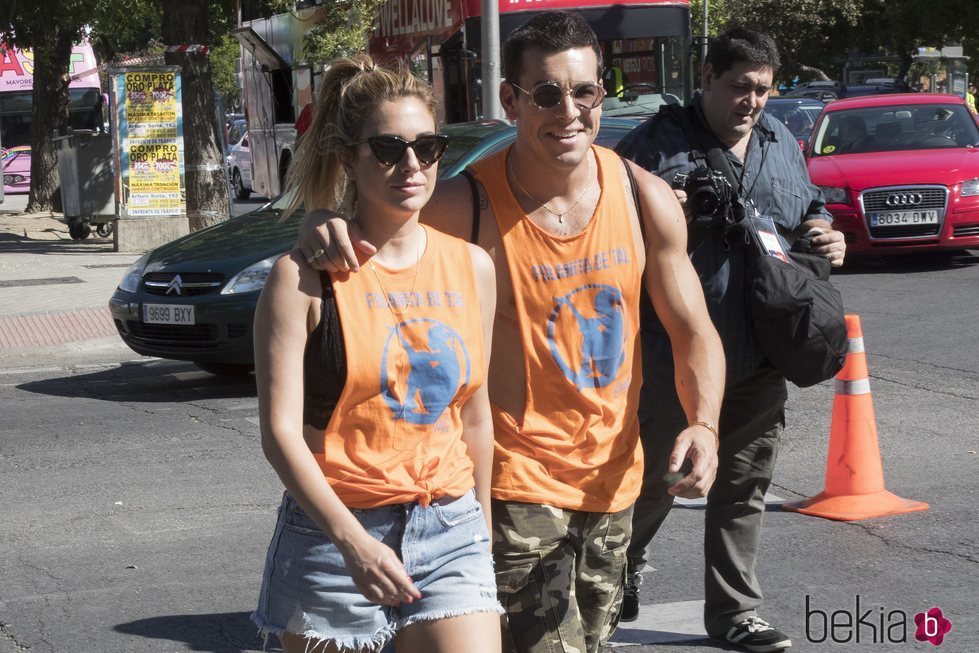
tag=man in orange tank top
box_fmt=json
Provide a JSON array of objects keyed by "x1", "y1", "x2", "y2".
[{"x1": 297, "y1": 12, "x2": 725, "y2": 653}]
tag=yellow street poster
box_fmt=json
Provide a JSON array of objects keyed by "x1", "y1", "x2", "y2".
[{"x1": 112, "y1": 68, "x2": 186, "y2": 217}]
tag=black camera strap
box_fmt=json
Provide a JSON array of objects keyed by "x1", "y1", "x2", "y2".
[{"x1": 664, "y1": 103, "x2": 768, "y2": 207}]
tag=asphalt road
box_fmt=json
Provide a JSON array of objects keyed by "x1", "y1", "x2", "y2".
[{"x1": 1, "y1": 250, "x2": 977, "y2": 653}]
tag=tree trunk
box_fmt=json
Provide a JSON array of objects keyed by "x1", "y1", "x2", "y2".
[
  {"x1": 161, "y1": 0, "x2": 230, "y2": 232},
  {"x1": 25, "y1": 30, "x2": 75, "y2": 214}
]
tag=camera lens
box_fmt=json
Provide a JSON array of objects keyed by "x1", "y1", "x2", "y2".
[{"x1": 690, "y1": 186, "x2": 721, "y2": 219}]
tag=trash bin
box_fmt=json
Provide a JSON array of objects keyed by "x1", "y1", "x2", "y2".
[{"x1": 54, "y1": 128, "x2": 116, "y2": 239}]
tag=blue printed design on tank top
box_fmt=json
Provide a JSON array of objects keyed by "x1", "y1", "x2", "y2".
[
  {"x1": 380, "y1": 318, "x2": 472, "y2": 424},
  {"x1": 547, "y1": 284, "x2": 626, "y2": 390}
]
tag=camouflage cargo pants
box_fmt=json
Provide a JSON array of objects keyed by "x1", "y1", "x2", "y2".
[{"x1": 492, "y1": 500, "x2": 633, "y2": 653}]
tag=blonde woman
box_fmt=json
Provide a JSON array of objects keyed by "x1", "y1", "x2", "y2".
[{"x1": 251, "y1": 56, "x2": 501, "y2": 653}]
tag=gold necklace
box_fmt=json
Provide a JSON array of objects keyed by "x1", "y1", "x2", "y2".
[
  {"x1": 367, "y1": 226, "x2": 424, "y2": 323},
  {"x1": 367, "y1": 227, "x2": 424, "y2": 446},
  {"x1": 507, "y1": 151, "x2": 593, "y2": 224}
]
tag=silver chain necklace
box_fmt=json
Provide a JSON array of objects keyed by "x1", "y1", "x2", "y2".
[{"x1": 507, "y1": 152, "x2": 593, "y2": 224}]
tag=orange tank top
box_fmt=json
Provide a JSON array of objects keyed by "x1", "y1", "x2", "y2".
[
  {"x1": 470, "y1": 145, "x2": 644, "y2": 512},
  {"x1": 313, "y1": 227, "x2": 485, "y2": 508}
]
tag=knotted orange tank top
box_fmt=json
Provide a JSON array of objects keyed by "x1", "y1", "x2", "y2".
[
  {"x1": 313, "y1": 226, "x2": 485, "y2": 508},
  {"x1": 470, "y1": 145, "x2": 644, "y2": 512}
]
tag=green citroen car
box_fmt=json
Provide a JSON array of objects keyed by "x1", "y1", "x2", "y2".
[{"x1": 108, "y1": 117, "x2": 644, "y2": 376}]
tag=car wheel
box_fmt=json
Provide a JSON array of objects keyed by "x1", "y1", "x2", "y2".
[
  {"x1": 194, "y1": 362, "x2": 254, "y2": 377},
  {"x1": 233, "y1": 169, "x2": 251, "y2": 200}
]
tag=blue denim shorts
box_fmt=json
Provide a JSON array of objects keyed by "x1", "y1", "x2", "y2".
[{"x1": 252, "y1": 490, "x2": 502, "y2": 651}]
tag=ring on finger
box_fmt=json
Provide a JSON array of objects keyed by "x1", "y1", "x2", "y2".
[{"x1": 305, "y1": 248, "x2": 326, "y2": 264}]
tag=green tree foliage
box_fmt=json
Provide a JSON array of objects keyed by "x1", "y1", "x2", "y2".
[
  {"x1": 689, "y1": 0, "x2": 978, "y2": 85},
  {"x1": 300, "y1": 0, "x2": 389, "y2": 67},
  {"x1": 209, "y1": 35, "x2": 242, "y2": 111},
  {"x1": 690, "y1": 0, "x2": 733, "y2": 45},
  {"x1": 690, "y1": 0, "x2": 862, "y2": 82},
  {"x1": 90, "y1": 1, "x2": 242, "y2": 116},
  {"x1": 853, "y1": 0, "x2": 979, "y2": 80},
  {"x1": 736, "y1": 0, "x2": 862, "y2": 81},
  {"x1": 90, "y1": 0, "x2": 163, "y2": 63}
]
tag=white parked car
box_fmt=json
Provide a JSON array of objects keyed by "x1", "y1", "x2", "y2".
[{"x1": 226, "y1": 129, "x2": 253, "y2": 200}]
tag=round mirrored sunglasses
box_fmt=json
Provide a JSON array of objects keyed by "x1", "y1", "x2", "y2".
[
  {"x1": 508, "y1": 80, "x2": 606, "y2": 111},
  {"x1": 361, "y1": 134, "x2": 450, "y2": 166}
]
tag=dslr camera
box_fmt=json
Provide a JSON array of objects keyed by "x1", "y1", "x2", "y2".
[{"x1": 671, "y1": 166, "x2": 744, "y2": 228}]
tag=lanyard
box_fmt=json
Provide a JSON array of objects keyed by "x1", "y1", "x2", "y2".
[{"x1": 735, "y1": 130, "x2": 769, "y2": 204}]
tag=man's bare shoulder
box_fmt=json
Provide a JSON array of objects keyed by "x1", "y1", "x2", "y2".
[
  {"x1": 423, "y1": 175, "x2": 475, "y2": 240},
  {"x1": 624, "y1": 158, "x2": 673, "y2": 195}
]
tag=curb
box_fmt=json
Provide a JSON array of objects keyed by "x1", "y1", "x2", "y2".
[{"x1": 0, "y1": 307, "x2": 116, "y2": 350}]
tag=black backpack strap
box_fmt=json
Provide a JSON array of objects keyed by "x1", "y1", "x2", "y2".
[
  {"x1": 459, "y1": 168, "x2": 481, "y2": 244},
  {"x1": 620, "y1": 156, "x2": 646, "y2": 247}
]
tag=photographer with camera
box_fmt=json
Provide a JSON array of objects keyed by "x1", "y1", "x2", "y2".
[{"x1": 616, "y1": 27, "x2": 845, "y2": 652}]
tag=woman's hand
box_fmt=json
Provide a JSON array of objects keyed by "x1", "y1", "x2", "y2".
[{"x1": 339, "y1": 531, "x2": 422, "y2": 606}]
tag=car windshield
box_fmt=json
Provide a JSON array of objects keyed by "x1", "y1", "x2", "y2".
[
  {"x1": 811, "y1": 103, "x2": 979, "y2": 156},
  {"x1": 764, "y1": 102, "x2": 822, "y2": 135},
  {"x1": 437, "y1": 122, "x2": 510, "y2": 170}
]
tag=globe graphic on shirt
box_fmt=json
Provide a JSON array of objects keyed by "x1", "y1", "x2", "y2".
[
  {"x1": 380, "y1": 318, "x2": 472, "y2": 425},
  {"x1": 547, "y1": 283, "x2": 626, "y2": 390}
]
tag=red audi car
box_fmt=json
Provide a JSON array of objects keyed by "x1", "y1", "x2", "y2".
[{"x1": 806, "y1": 93, "x2": 979, "y2": 256}]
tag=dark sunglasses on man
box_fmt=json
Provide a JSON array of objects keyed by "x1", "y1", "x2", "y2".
[
  {"x1": 508, "y1": 80, "x2": 606, "y2": 111},
  {"x1": 362, "y1": 134, "x2": 450, "y2": 167}
]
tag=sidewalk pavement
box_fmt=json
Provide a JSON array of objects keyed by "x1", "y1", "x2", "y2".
[{"x1": 0, "y1": 205, "x2": 138, "y2": 356}]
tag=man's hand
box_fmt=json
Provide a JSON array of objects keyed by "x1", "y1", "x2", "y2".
[
  {"x1": 297, "y1": 208, "x2": 376, "y2": 272},
  {"x1": 665, "y1": 423, "x2": 719, "y2": 499},
  {"x1": 672, "y1": 188, "x2": 692, "y2": 223},
  {"x1": 799, "y1": 218, "x2": 846, "y2": 268}
]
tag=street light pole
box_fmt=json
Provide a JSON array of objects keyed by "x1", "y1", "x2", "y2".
[
  {"x1": 481, "y1": 0, "x2": 503, "y2": 119},
  {"x1": 702, "y1": 0, "x2": 709, "y2": 72}
]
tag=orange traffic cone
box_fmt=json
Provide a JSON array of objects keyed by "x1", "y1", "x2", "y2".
[{"x1": 783, "y1": 314, "x2": 928, "y2": 521}]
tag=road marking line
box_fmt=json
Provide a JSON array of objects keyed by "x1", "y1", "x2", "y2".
[
  {"x1": 169, "y1": 371, "x2": 213, "y2": 382},
  {"x1": 609, "y1": 599, "x2": 706, "y2": 646},
  {"x1": 674, "y1": 491, "x2": 785, "y2": 508},
  {"x1": 0, "y1": 366, "x2": 63, "y2": 376}
]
